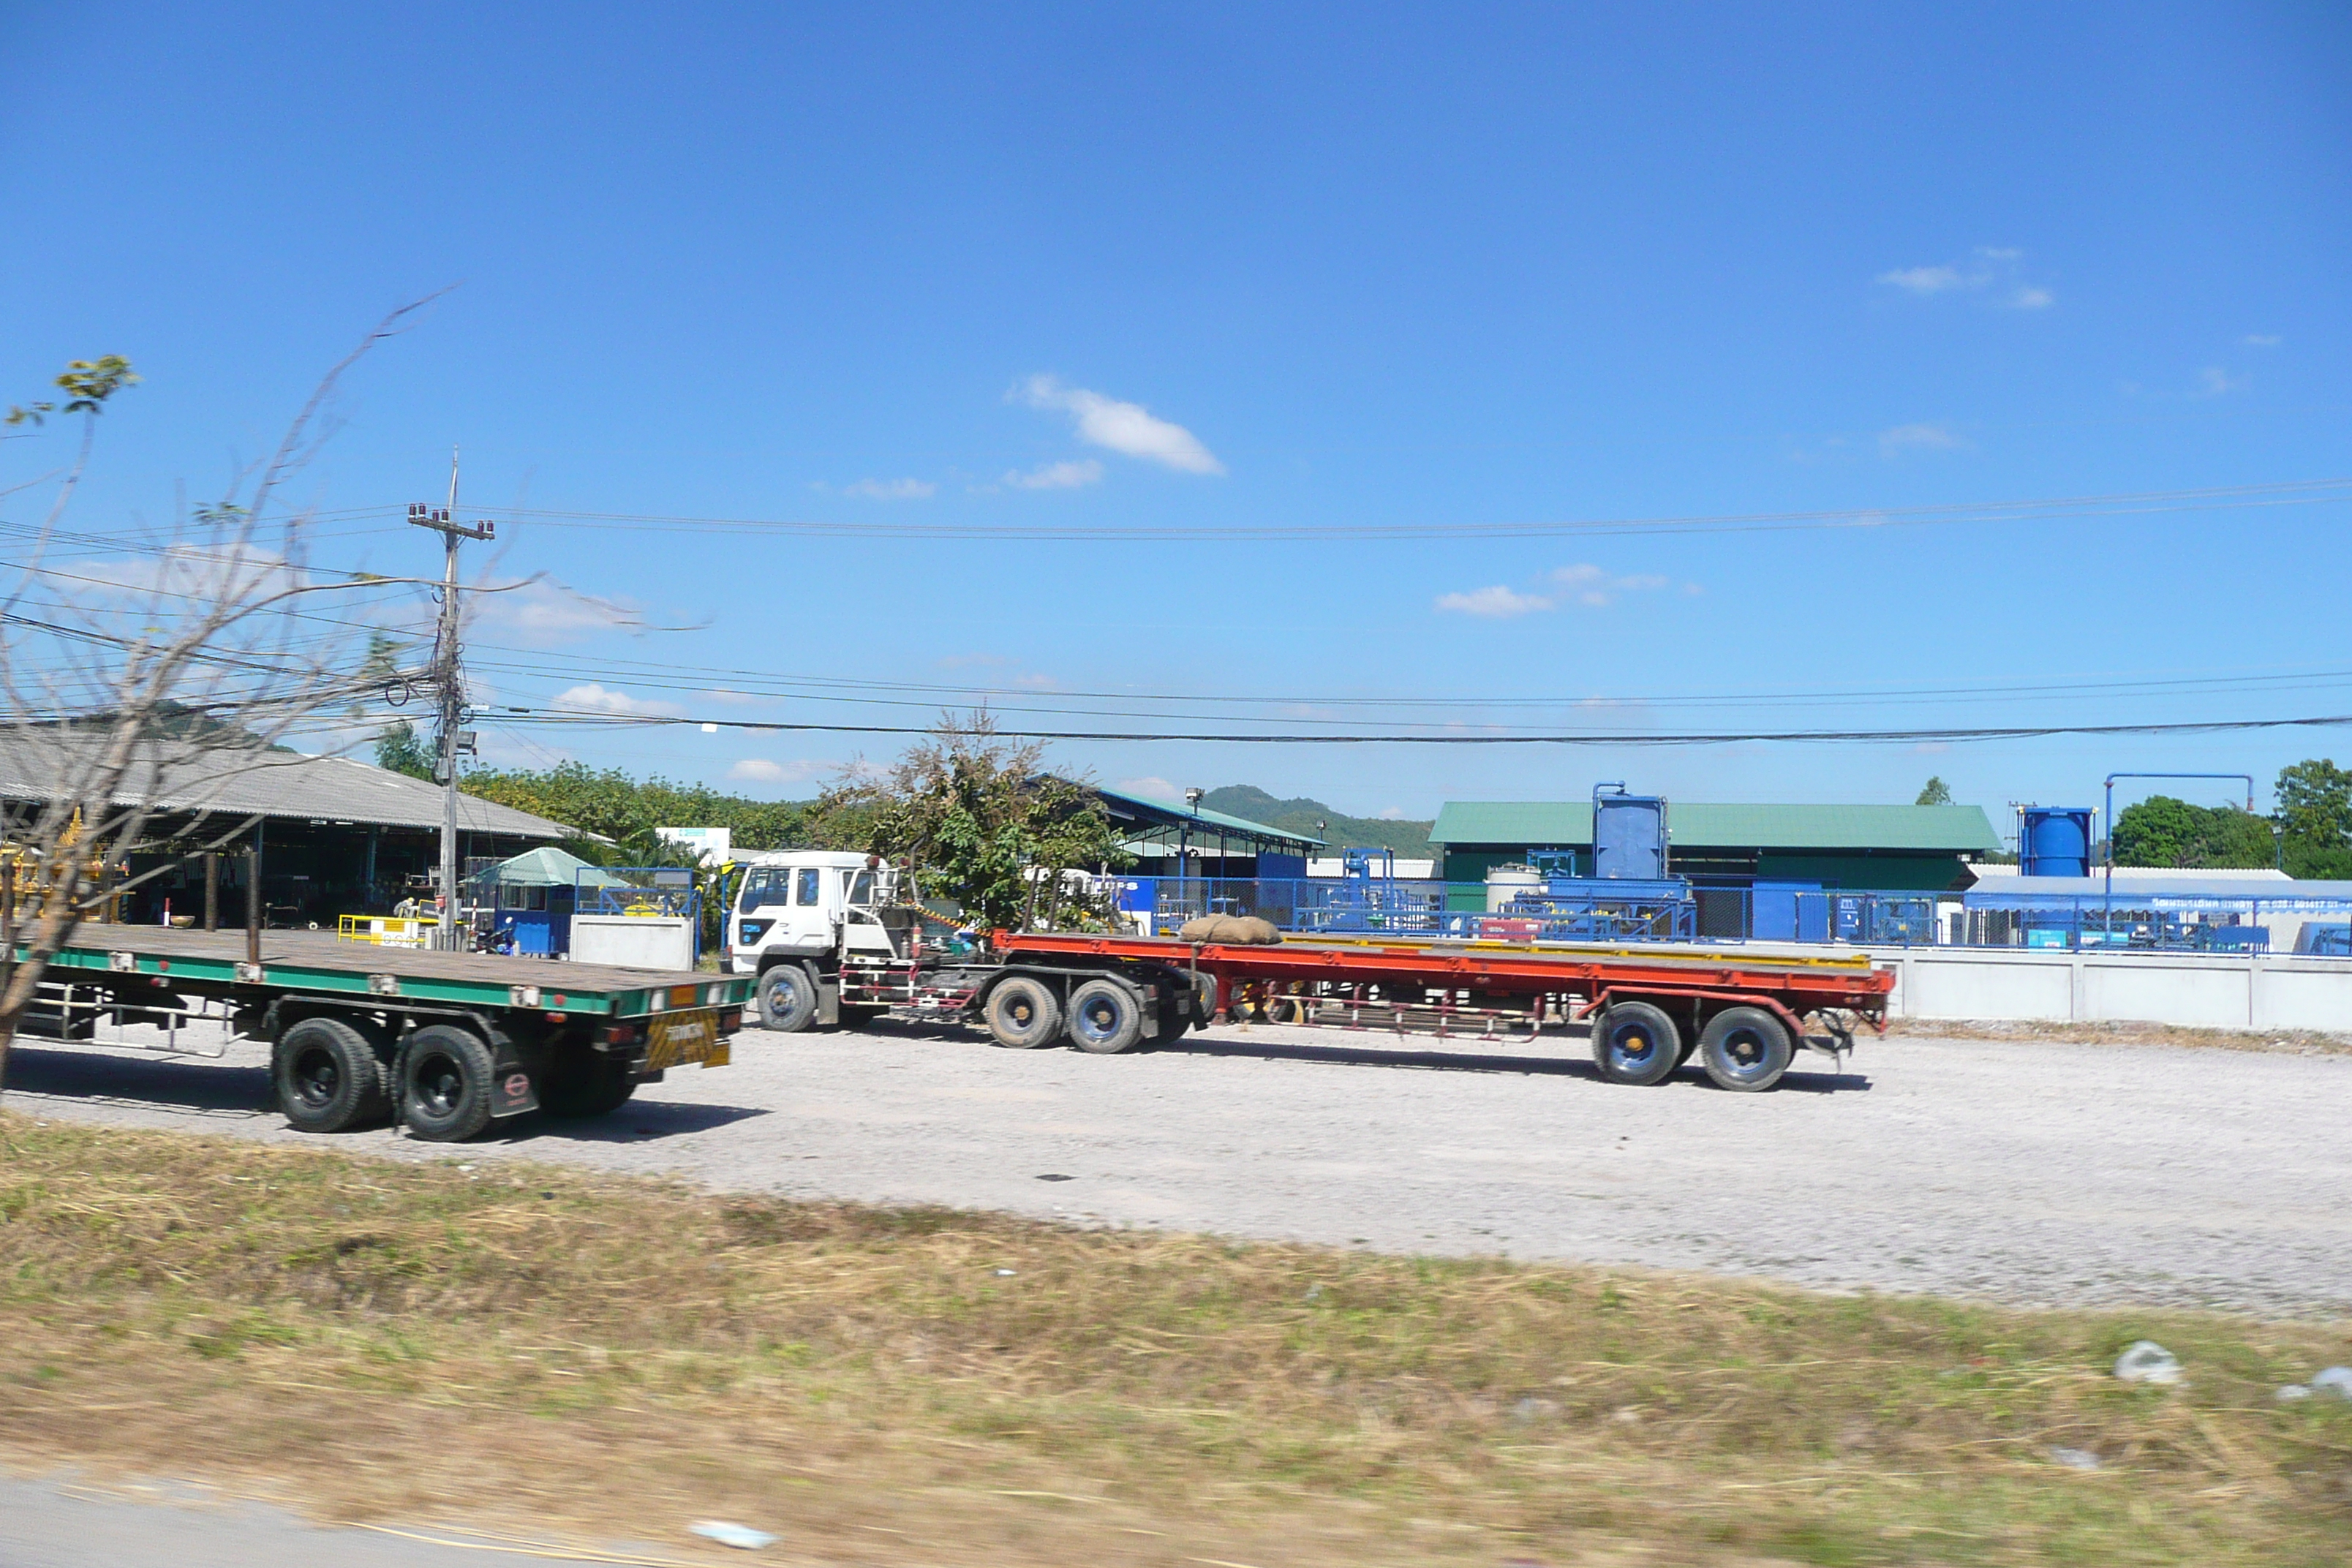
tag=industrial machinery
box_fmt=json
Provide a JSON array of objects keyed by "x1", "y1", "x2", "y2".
[{"x1": 1475, "y1": 785, "x2": 1698, "y2": 941}]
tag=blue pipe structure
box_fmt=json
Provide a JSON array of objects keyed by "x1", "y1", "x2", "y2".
[{"x1": 2103, "y1": 772, "x2": 2257, "y2": 939}]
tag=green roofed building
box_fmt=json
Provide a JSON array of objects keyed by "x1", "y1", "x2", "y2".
[{"x1": 1429, "y1": 801, "x2": 2004, "y2": 893}]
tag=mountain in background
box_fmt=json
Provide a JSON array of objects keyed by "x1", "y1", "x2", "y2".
[{"x1": 1201, "y1": 785, "x2": 1436, "y2": 857}]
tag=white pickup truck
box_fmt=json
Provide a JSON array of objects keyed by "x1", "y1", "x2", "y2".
[{"x1": 724, "y1": 848, "x2": 1210, "y2": 1047}]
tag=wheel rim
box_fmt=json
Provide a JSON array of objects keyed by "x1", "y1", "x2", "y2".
[
  {"x1": 292, "y1": 1047, "x2": 340, "y2": 1109},
  {"x1": 1606, "y1": 1021, "x2": 1659, "y2": 1069},
  {"x1": 1715, "y1": 1027, "x2": 1774, "y2": 1082},
  {"x1": 1074, "y1": 997, "x2": 1124, "y2": 1044},
  {"x1": 1004, "y1": 993, "x2": 1036, "y2": 1028},
  {"x1": 413, "y1": 1052, "x2": 462, "y2": 1117},
  {"x1": 766, "y1": 974, "x2": 799, "y2": 1017}
]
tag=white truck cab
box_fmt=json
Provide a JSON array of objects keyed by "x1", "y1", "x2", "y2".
[{"x1": 727, "y1": 850, "x2": 900, "y2": 973}]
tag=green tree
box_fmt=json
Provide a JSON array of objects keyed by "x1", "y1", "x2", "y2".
[
  {"x1": 2112, "y1": 796, "x2": 2275, "y2": 869},
  {"x1": 2276, "y1": 758, "x2": 2352, "y2": 879},
  {"x1": 457, "y1": 762, "x2": 809, "y2": 862},
  {"x1": 4, "y1": 355, "x2": 140, "y2": 427},
  {"x1": 810, "y1": 712, "x2": 1127, "y2": 930},
  {"x1": 374, "y1": 720, "x2": 435, "y2": 780},
  {"x1": 1914, "y1": 776, "x2": 1953, "y2": 806}
]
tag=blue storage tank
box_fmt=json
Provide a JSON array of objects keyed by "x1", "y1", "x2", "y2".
[
  {"x1": 1592, "y1": 784, "x2": 1667, "y2": 880},
  {"x1": 2019, "y1": 807, "x2": 2095, "y2": 878}
]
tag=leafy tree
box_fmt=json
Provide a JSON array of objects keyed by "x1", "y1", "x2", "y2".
[
  {"x1": 458, "y1": 763, "x2": 809, "y2": 863},
  {"x1": 4, "y1": 355, "x2": 140, "y2": 427},
  {"x1": 2276, "y1": 758, "x2": 2352, "y2": 879},
  {"x1": 2112, "y1": 795, "x2": 2275, "y2": 869},
  {"x1": 1914, "y1": 776, "x2": 1953, "y2": 806},
  {"x1": 374, "y1": 720, "x2": 435, "y2": 780},
  {"x1": 810, "y1": 712, "x2": 1127, "y2": 930}
]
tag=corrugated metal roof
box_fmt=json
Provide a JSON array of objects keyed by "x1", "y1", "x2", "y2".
[
  {"x1": 1431, "y1": 800, "x2": 2003, "y2": 853},
  {"x1": 0, "y1": 731, "x2": 576, "y2": 840},
  {"x1": 1093, "y1": 784, "x2": 1323, "y2": 849}
]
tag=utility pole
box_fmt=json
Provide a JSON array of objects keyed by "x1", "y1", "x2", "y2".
[{"x1": 410, "y1": 451, "x2": 494, "y2": 951}]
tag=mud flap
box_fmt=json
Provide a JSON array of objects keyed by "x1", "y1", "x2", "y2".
[
  {"x1": 817, "y1": 975, "x2": 840, "y2": 1027},
  {"x1": 486, "y1": 1028, "x2": 539, "y2": 1119}
]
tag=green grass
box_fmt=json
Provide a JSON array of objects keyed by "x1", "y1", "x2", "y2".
[{"x1": 2, "y1": 1112, "x2": 2348, "y2": 1566}]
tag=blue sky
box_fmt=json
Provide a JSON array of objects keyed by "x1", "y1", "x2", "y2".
[{"x1": 4, "y1": 2, "x2": 2347, "y2": 835}]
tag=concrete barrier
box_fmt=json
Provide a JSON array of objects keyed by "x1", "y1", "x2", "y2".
[
  {"x1": 569, "y1": 914, "x2": 695, "y2": 973},
  {"x1": 1878, "y1": 946, "x2": 2352, "y2": 1031}
]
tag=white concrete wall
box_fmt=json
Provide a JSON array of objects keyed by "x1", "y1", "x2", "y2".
[
  {"x1": 1879, "y1": 946, "x2": 2352, "y2": 1032},
  {"x1": 570, "y1": 914, "x2": 695, "y2": 972}
]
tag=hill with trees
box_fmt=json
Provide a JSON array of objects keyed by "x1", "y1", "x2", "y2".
[{"x1": 1200, "y1": 785, "x2": 1434, "y2": 856}]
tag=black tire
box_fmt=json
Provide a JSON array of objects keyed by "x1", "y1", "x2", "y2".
[
  {"x1": 1266, "y1": 995, "x2": 1306, "y2": 1025},
  {"x1": 398, "y1": 1024, "x2": 497, "y2": 1142},
  {"x1": 984, "y1": 975, "x2": 1062, "y2": 1049},
  {"x1": 1066, "y1": 978, "x2": 1145, "y2": 1055},
  {"x1": 274, "y1": 1016, "x2": 389, "y2": 1134},
  {"x1": 1590, "y1": 1000, "x2": 1682, "y2": 1087},
  {"x1": 538, "y1": 1049, "x2": 637, "y2": 1119},
  {"x1": 1188, "y1": 970, "x2": 1218, "y2": 1030},
  {"x1": 758, "y1": 963, "x2": 818, "y2": 1033},
  {"x1": 1698, "y1": 1006, "x2": 1794, "y2": 1093}
]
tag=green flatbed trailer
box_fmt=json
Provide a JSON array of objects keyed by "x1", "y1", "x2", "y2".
[{"x1": 18, "y1": 926, "x2": 750, "y2": 1141}]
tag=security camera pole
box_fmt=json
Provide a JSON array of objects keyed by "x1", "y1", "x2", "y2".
[{"x1": 410, "y1": 452, "x2": 494, "y2": 951}]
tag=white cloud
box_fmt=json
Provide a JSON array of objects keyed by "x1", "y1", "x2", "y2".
[
  {"x1": 1878, "y1": 421, "x2": 1972, "y2": 456},
  {"x1": 1004, "y1": 458, "x2": 1104, "y2": 491},
  {"x1": 728, "y1": 758, "x2": 831, "y2": 785},
  {"x1": 2196, "y1": 366, "x2": 2249, "y2": 396},
  {"x1": 1017, "y1": 375, "x2": 1224, "y2": 475},
  {"x1": 473, "y1": 579, "x2": 644, "y2": 642},
  {"x1": 1117, "y1": 775, "x2": 1182, "y2": 800},
  {"x1": 1436, "y1": 568, "x2": 1682, "y2": 618},
  {"x1": 551, "y1": 683, "x2": 682, "y2": 717},
  {"x1": 2241, "y1": 333, "x2": 2283, "y2": 347},
  {"x1": 1435, "y1": 585, "x2": 1555, "y2": 618},
  {"x1": 701, "y1": 687, "x2": 767, "y2": 705},
  {"x1": 1550, "y1": 564, "x2": 1667, "y2": 606},
  {"x1": 1374, "y1": 807, "x2": 1409, "y2": 821},
  {"x1": 840, "y1": 477, "x2": 936, "y2": 500},
  {"x1": 1877, "y1": 264, "x2": 1967, "y2": 295},
  {"x1": 1876, "y1": 247, "x2": 2054, "y2": 310}
]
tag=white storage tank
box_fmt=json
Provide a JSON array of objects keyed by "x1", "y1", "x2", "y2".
[{"x1": 1484, "y1": 864, "x2": 1545, "y2": 913}]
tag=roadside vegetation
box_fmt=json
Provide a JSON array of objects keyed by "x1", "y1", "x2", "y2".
[{"x1": 3, "y1": 1115, "x2": 2347, "y2": 1567}]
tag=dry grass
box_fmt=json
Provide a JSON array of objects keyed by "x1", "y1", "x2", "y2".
[
  {"x1": 2, "y1": 1113, "x2": 2349, "y2": 1567},
  {"x1": 1888, "y1": 1019, "x2": 2352, "y2": 1056}
]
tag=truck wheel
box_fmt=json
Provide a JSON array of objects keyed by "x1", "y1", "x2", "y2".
[
  {"x1": 1698, "y1": 1007, "x2": 1793, "y2": 1092},
  {"x1": 1067, "y1": 979, "x2": 1145, "y2": 1055},
  {"x1": 398, "y1": 1024, "x2": 497, "y2": 1142},
  {"x1": 1590, "y1": 1001, "x2": 1681, "y2": 1087},
  {"x1": 758, "y1": 963, "x2": 818, "y2": 1033},
  {"x1": 1188, "y1": 970, "x2": 1218, "y2": 1030},
  {"x1": 539, "y1": 1050, "x2": 637, "y2": 1118},
  {"x1": 274, "y1": 1017, "x2": 389, "y2": 1134},
  {"x1": 984, "y1": 976, "x2": 1061, "y2": 1049}
]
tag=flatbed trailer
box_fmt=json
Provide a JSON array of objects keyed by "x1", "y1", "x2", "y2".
[
  {"x1": 962, "y1": 930, "x2": 1893, "y2": 1092},
  {"x1": 15, "y1": 925, "x2": 750, "y2": 1140}
]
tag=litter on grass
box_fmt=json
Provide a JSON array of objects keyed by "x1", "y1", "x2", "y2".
[
  {"x1": 2114, "y1": 1341, "x2": 2185, "y2": 1385},
  {"x1": 2312, "y1": 1366, "x2": 2352, "y2": 1399},
  {"x1": 691, "y1": 1520, "x2": 777, "y2": 1550},
  {"x1": 2050, "y1": 1447, "x2": 2102, "y2": 1470}
]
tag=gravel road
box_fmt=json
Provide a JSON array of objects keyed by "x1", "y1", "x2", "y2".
[{"x1": 8, "y1": 1014, "x2": 2349, "y2": 1316}]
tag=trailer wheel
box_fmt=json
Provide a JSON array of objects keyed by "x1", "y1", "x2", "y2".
[
  {"x1": 758, "y1": 963, "x2": 818, "y2": 1033},
  {"x1": 1590, "y1": 1001, "x2": 1681, "y2": 1087},
  {"x1": 1067, "y1": 979, "x2": 1145, "y2": 1055},
  {"x1": 1697, "y1": 1007, "x2": 1793, "y2": 1093},
  {"x1": 274, "y1": 1017, "x2": 389, "y2": 1134},
  {"x1": 1188, "y1": 970, "x2": 1218, "y2": 1030},
  {"x1": 398, "y1": 1024, "x2": 497, "y2": 1142},
  {"x1": 540, "y1": 1050, "x2": 637, "y2": 1118},
  {"x1": 984, "y1": 976, "x2": 1062, "y2": 1049}
]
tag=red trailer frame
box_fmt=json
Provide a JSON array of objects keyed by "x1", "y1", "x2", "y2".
[{"x1": 989, "y1": 930, "x2": 1894, "y2": 1090}]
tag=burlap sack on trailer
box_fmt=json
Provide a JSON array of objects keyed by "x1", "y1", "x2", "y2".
[{"x1": 1177, "y1": 913, "x2": 1283, "y2": 945}]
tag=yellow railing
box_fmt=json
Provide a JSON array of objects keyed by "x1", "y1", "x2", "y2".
[{"x1": 337, "y1": 914, "x2": 440, "y2": 949}]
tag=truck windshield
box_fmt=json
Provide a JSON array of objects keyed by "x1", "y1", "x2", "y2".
[
  {"x1": 739, "y1": 867, "x2": 790, "y2": 911},
  {"x1": 845, "y1": 870, "x2": 874, "y2": 906}
]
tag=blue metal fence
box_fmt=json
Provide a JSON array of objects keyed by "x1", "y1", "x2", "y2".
[{"x1": 1128, "y1": 876, "x2": 2352, "y2": 954}]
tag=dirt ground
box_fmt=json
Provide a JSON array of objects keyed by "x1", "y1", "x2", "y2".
[{"x1": 8, "y1": 1011, "x2": 2349, "y2": 1319}]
